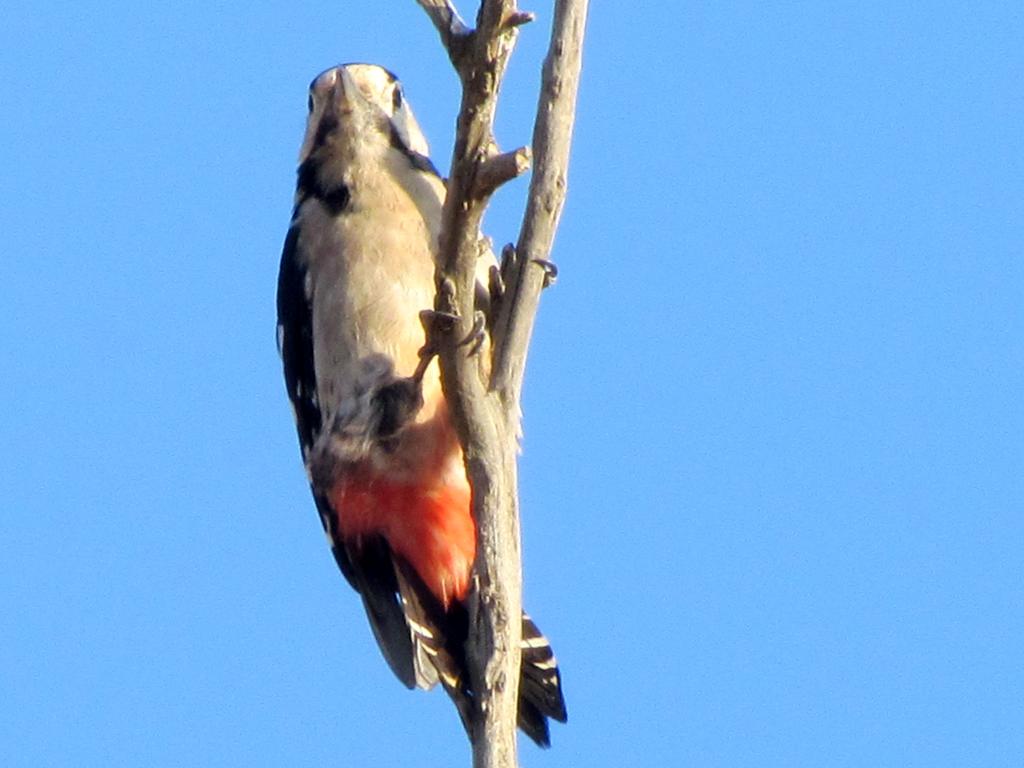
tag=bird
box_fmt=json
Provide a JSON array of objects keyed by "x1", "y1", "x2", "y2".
[{"x1": 276, "y1": 63, "x2": 567, "y2": 747}]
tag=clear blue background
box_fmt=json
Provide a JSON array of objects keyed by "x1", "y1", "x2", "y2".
[{"x1": 2, "y1": 2, "x2": 1021, "y2": 766}]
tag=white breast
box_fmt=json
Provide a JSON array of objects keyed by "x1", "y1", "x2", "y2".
[{"x1": 300, "y1": 156, "x2": 446, "y2": 424}]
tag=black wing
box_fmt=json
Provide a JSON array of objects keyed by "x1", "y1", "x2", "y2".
[{"x1": 277, "y1": 224, "x2": 322, "y2": 456}]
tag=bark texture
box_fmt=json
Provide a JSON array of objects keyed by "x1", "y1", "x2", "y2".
[{"x1": 416, "y1": 2, "x2": 588, "y2": 765}]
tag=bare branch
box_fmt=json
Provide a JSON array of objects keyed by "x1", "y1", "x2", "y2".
[
  {"x1": 473, "y1": 146, "x2": 532, "y2": 199},
  {"x1": 416, "y1": 0, "x2": 473, "y2": 64},
  {"x1": 491, "y1": 0, "x2": 588, "y2": 407},
  {"x1": 503, "y1": 10, "x2": 536, "y2": 29},
  {"x1": 417, "y1": 1, "x2": 588, "y2": 766},
  {"x1": 416, "y1": 4, "x2": 526, "y2": 767}
]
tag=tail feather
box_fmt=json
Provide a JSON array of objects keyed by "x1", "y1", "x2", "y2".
[
  {"x1": 517, "y1": 613, "x2": 567, "y2": 746},
  {"x1": 517, "y1": 696, "x2": 551, "y2": 748},
  {"x1": 349, "y1": 546, "x2": 567, "y2": 746},
  {"x1": 333, "y1": 538, "x2": 419, "y2": 690}
]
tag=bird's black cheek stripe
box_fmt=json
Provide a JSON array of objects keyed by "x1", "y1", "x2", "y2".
[
  {"x1": 407, "y1": 152, "x2": 440, "y2": 177},
  {"x1": 296, "y1": 158, "x2": 351, "y2": 216},
  {"x1": 296, "y1": 159, "x2": 319, "y2": 201},
  {"x1": 313, "y1": 113, "x2": 340, "y2": 148},
  {"x1": 319, "y1": 184, "x2": 350, "y2": 216},
  {"x1": 388, "y1": 124, "x2": 441, "y2": 177}
]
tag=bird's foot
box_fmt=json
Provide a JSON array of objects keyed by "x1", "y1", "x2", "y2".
[{"x1": 533, "y1": 258, "x2": 558, "y2": 288}]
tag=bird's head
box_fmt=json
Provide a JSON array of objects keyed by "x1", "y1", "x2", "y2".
[{"x1": 299, "y1": 64, "x2": 432, "y2": 170}]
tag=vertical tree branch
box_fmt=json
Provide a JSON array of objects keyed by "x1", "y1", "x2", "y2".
[
  {"x1": 420, "y1": 4, "x2": 527, "y2": 765},
  {"x1": 492, "y1": 0, "x2": 589, "y2": 407},
  {"x1": 417, "y1": 2, "x2": 588, "y2": 766}
]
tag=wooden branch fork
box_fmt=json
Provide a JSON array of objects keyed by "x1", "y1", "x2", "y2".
[{"x1": 415, "y1": 1, "x2": 588, "y2": 766}]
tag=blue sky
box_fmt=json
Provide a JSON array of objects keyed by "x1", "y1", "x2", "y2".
[{"x1": 2, "y1": 2, "x2": 1022, "y2": 766}]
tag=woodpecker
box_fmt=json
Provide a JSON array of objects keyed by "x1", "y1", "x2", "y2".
[{"x1": 276, "y1": 64, "x2": 567, "y2": 746}]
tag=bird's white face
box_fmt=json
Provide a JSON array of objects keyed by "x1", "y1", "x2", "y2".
[{"x1": 299, "y1": 63, "x2": 431, "y2": 165}]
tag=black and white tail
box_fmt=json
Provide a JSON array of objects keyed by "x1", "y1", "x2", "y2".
[
  {"x1": 517, "y1": 613, "x2": 568, "y2": 747},
  {"x1": 388, "y1": 556, "x2": 567, "y2": 746}
]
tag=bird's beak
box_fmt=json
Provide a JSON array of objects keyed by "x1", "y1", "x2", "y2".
[{"x1": 336, "y1": 67, "x2": 373, "y2": 114}]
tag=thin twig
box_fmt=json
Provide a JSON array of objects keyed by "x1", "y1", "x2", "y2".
[
  {"x1": 492, "y1": 0, "x2": 589, "y2": 406},
  {"x1": 474, "y1": 146, "x2": 532, "y2": 199},
  {"x1": 416, "y1": 0, "x2": 473, "y2": 64}
]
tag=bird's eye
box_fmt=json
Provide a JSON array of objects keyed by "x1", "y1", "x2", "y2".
[
  {"x1": 307, "y1": 94, "x2": 314, "y2": 113},
  {"x1": 392, "y1": 86, "x2": 403, "y2": 111}
]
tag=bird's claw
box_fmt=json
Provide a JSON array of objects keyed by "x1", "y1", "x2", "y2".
[
  {"x1": 458, "y1": 310, "x2": 488, "y2": 357},
  {"x1": 414, "y1": 307, "x2": 486, "y2": 374},
  {"x1": 489, "y1": 264, "x2": 505, "y2": 305},
  {"x1": 419, "y1": 309, "x2": 460, "y2": 335},
  {"x1": 533, "y1": 258, "x2": 558, "y2": 288},
  {"x1": 414, "y1": 309, "x2": 459, "y2": 381},
  {"x1": 499, "y1": 243, "x2": 520, "y2": 286}
]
